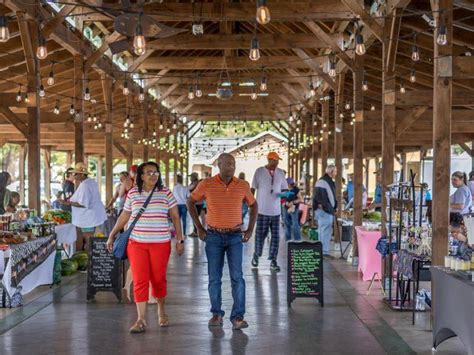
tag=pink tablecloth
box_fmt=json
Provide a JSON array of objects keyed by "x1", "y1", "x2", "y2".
[{"x1": 355, "y1": 226, "x2": 382, "y2": 281}]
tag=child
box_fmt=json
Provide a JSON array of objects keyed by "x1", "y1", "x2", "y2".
[{"x1": 6, "y1": 191, "x2": 20, "y2": 213}]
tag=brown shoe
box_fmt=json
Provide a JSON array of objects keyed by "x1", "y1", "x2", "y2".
[
  {"x1": 208, "y1": 315, "x2": 224, "y2": 327},
  {"x1": 129, "y1": 320, "x2": 146, "y2": 334},
  {"x1": 232, "y1": 317, "x2": 249, "y2": 330}
]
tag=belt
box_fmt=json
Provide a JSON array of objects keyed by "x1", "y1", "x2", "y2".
[{"x1": 207, "y1": 226, "x2": 242, "y2": 234}]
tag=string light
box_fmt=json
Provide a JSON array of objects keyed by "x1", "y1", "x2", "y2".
[
  {"x1": 437, "y1": 14, "x2": 448, "y2": 46},
  {"x1": 97, "y1": 122, "x2": 102, "y2": 129},
  {"x1": 195, "y1": 81, "x2": 203, "y2": 97},
  {"x1": 47, "y1": 65, "x2": 55, "y2": 86},
  {"x1": 355, "y1": 23, "x2": 366, "y2": 55},
  {"x1": 249, "y1": 36, "x2": 261, "y2": 61},
  {"x1": 53, "y1": 101, "x2": 60, "y2": 115},
  {"x1": 87, "y1": 113, "x2": 92, "y2": 122},
  {"x1": 260, "y1": 72, "x2": 267, "y2": 91},
  {"x1": 123, "y1": 80, "x2": 129, "y2": 96},
  {"x1": 36, "y1": 36, "x2": 48, "y2": 60},
  {"x1": 84, "y1": 86, "x2": 91, "y2": 101},
  {"x1": 138, "y1": 87, "x2": 145, "y2": 102},
  {"x1": 133, "y1": 15, "x2": 146, "y2": 55},
  {"x1": 288, "y1": 107, "x2": 294, "y2": 122},
  {"x1": 93, "y1": 113, "x2": 98, "y2": 122},
  {"x1": 188, "y1": 85, "x2": 195, "y2": 100},
  {"x1": 309, "y1": 81, "x2": 316, "y2": 97},
  {"x1": 400, "y1": 79, "x2": 406, "y2": 94},
  {"x1": 345, "y1": 102, "x2": 351, "y2": 110},
  {"x1": 16, "y1": 86, "x2": 22, "y2": 102},
  {"x1": 328, "y1": 58, "x2": 337, "y2": 78},
  {"x1": 251, "y1": 83, "x2": 258, "y2": 100},
  {"x1": 362, "y1": 78, "x2": 368, "y2": 91},
  {"x1": 256, "y1": 0, "x2": 271, "y2": 25},
  {"x1": 39, "y1": 83, "x2": 45, "y2": 97},
  {"x1": 410, "y1": 69, "x2": 416, "y2": 83},
  {"x1": 411, "y1": 35, "x2": 420, "y2": 62},
  {"x1": 69, "y1": 101, "x2": 75, "y2": 115},
  {"x1": 0, "y1": 16, "x2": 9, "y2": 42},
  {"x1": 24, "y1": 94, "x2": 29, "y2": 104},
  {"x1": 370, "y1": 104, "x2": 375, "y2": 111}
]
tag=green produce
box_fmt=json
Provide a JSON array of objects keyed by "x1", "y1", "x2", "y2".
[
  {"x1": 71, "y1": 251, "x2": 88, "y2": 271},
  {"x1": 363, "y1": 211, "x2": 382, "y2": 221},
  {"x1": 61, "y1": 259, "x2": 78, "y2": 276}
]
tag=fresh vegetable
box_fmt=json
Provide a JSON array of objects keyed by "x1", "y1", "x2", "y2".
[
  {"x1": 43, "y1": 210, "x2": 71, "y2": 225},
  {"x1": 61, "y1": 259, "x2": 78, "y2": 276},
  {"x1": 71, "y1": 251, "x2": 88, "y2": 271},
  {"x1": 363, "y1": 211, "x2": 382, "y2": 222}
]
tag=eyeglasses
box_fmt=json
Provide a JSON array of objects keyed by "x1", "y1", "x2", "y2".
[{"x1": 143, "y1": 171, "x2": 160, "y2": 177}]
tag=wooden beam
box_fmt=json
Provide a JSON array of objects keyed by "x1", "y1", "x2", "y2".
[
  {"x1": 458, "y1": 142, "x2": 473, "y2": 157},
  {"x1": 157, "y1": 83, "x2": 179, "y2": 104},
  {"x1": 102, "y1": 74, "x2": 114, "y2": 203},
  {"x1": 84, "y1": 31, "x2": 122, "y2": 72},
  {"x1": 0, "y1": 107, "x2": 28, "y2": 137},
  {"x1": 303, "y1": 21, "x2": 355, "y2": 70},
  {"x1": 453, "y1": 56, "x2": 474, "y2": 79},
  {"x1": 144, "y1": 69, "x2": 170, "y2": 90},
  {"x1": 293, "y1": 49, "x2": 337, "y2": 91},
  {"x1": 114, "y1": 141, "x2": 127, "y2": 158},
  {"x1": 431, "y1": 0, "x2": 453, "y2": 266},
  {"x1": 334, "y1": 74, "x2": 345, "y2": 219},
  {"x1": 16, "y1": 12, "x2": 36, "y2": 75},
  {"x1": 74, "y1": 55, "x2": 84, "y2": 164},
  {"x1": 281, "y1": 83, "x2": 312, "y2": 111},
  {"x1": 42, "y1": 4, "x2": 76, "y2": 38},
  {"x1": 396, "y1": 106, "x2": 429, "y2": 137},
  {"x1": 321, "y1": 100, "x2": 329, "y2": 172},
  {"x1": 43, "y1": 147, "x2": 51, "y2": 202},
  {"x1": 340, "y1": 0, "x2": 384, "y2": 42}
]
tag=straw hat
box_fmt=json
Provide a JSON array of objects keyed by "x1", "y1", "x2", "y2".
[{"x1": 69, "y1": 162, "x2": 90, "y2": 175}]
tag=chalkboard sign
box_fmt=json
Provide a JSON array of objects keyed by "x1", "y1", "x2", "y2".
[
  {"x1": 87, "y1": 237, "x2": 122, "y2": 302},
  {"x1": 287, "y1": 241, "x2": 323, "y2": 307}
]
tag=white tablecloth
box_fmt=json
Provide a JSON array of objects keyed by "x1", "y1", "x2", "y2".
[{"x1": 55, "y1": 223, "x2": 77, "y2": 244}]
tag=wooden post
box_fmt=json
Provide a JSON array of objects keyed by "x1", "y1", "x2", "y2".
[
  {"x1": 312, "y1": 115, "x2": 319, "y2": 184},
  {"x1": 19, "y1": 144, "x2": 26, "y2": 205},
  {"x1": 43, "y1": 147, "x2": 51, "y2": 203},
  {"x1": 305, "y1": 117, "x2": 311, "y2": 195},
  {"x1": 364, "y1": 158, "x2": 370, "y2": 194},
  {"x1": 142, "y1": 102, "x2": 149, "y2": 162},
  {"x1": 164, "y1": 120, "x2": 170, "y2": 187},
  {"x1": 66, "y1": 151, "x2": 73, "y2": 167},
  {"x1": 431, "y1": 0, "x2": 453, "y2": 266},
  {"x1": 352, "y1": 54, "x2": 365, "y2": 258},
  {"x1": 74, "y1": 55, "x2": 84, "y2": 164},
  {"x1": 156, "y1": 114, "x2": 162, "y2": 166},
  {"x1": 173, "y1": 131, "x2": 178, "y2": 187},
  {"x1": 381, "y1": 9, "x2": 402, "y2": 235},
  {"x1": 97, "y1": 156, "x2": 103, "y2": 199},
  {"x1": 127, "y1": 136, "x2": 134, "y2": 170},
  {"x1": 321, "y1": 100, "x2": 329, "y2": 172},
  {"x1": 335, "y1": 74, "x2": 345, "y2": 218},
  {"x1": 400, "y1": 152, "x2": 407, "y2": 181},
  {"x1": 102, "y1": 75, "x2": 114, "y2": 203},
  {"x1": 185, "y1": 132, "x2": 190, "y2": 184}
]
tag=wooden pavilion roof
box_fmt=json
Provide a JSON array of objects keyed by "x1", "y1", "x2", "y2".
[{"x1": 0, "y1": 0, "x2": 473, "y2": 158}]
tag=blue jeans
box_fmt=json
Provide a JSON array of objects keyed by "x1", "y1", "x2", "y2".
[
  {"x1": 284, "y1": 207, "x2": 301, "y2": 241},
  {"x1": 205, "y1": 231, "x2": 245, "y2": 321},
  {"x1": 177, "y1": 205, "x2": 187, "y2": 235},
  {"x1": 315, "y1": 209, "x2": 334, "y2": 255}
]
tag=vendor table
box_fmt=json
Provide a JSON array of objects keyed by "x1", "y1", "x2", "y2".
[
  {"x1": 431, "y1": 267, "x2": 474, "y2": 354},
  {"x1": 1, "y1": 234, "x2": 57, "y2": 307},
  {"x1": 355, "y1": 226, "x2": 382, "y2": 281}
]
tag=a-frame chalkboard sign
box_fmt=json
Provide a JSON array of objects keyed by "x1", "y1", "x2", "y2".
[
  {"x1": 287, "y1": 241, "x2": 324, "y2": 307},
  {"x1": 87, "y1": 237, "x2": 123, "y2": 302}
]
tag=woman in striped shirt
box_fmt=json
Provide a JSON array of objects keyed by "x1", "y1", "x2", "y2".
[{"x1": 107, "y1": 162, "x2": 184, "y2": 333}]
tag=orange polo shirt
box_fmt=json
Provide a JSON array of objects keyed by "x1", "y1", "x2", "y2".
[{"x1": 191, "y1": 175, "x2": 256, "y2": 229}]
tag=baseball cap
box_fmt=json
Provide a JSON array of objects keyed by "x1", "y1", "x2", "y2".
[
  {"x1": 267, "y1": 152, "x2": 281, "y2": 161},
  {"x1": 130, "y1": 165, "x2": 138, "y2": 174}
]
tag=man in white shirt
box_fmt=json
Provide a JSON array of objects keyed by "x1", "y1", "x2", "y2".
[
  {"x1": 173, "y1": 174, "x2": 190, "y2": 236},
  {"x1": 251, "y1": 152, "x2": 288, "y2": 272},
  {"x1": 59, "y1": 162, "x2": 107, "y2": 251}
]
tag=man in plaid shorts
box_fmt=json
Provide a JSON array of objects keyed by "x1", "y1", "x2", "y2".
[{"x1": 251, "y1": 152, "x2": 288, "y2": 272}]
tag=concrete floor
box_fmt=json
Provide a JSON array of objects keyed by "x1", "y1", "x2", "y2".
[{"x1": 0, "y1": 237, "x2": 467, "y2": 355}]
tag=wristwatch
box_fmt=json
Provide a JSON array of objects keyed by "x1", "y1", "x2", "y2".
[{"x1": 177, "y1": 239, "x2": 185, "y2": 244}]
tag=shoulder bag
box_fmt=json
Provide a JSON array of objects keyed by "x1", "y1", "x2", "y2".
[{"x1": 112, "y1": 185, "x2": 156, "y2": 260}]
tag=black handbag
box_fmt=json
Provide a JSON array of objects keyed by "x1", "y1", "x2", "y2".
[{"x1": 112, "y1": 185, "x2": 156, "y2": 260}]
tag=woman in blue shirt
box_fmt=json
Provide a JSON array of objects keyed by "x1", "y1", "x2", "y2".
[{"x1": 450, "y1": 171, "x2": 472, "y2": 215}]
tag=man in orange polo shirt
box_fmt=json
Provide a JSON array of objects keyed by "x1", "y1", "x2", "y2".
[{"x1": 187, "y1": 153, "x2": 258, "y2": 330}]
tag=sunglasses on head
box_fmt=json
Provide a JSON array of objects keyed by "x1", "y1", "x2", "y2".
[{"x1": 143, "y1": 171, "x2": 160, "y2": 177}]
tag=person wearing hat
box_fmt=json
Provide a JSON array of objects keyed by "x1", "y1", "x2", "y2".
[
  {"x1": 62, "y1": 167, "x2": 76, "y2": 212},
  {"x1": 58, "y1": 162, "x2": 107, "y2": 251},
  {"x1": 251, "y1": 151, "x2": 288, "y2": 272},
  {"x1": 282, "y1": 177, "x2": 302, "y2": 241},
  {"x1": 369, "y1": 169, "x2": 383, "y2": 211}
]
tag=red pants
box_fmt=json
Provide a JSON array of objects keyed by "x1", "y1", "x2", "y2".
[{"x1": 127, "y1": 240, "x2": 171, "y2": 303}]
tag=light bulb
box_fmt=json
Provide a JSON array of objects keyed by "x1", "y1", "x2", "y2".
[
  {"x1": 350, "y1": 121, "x2": 354, "y2": 126},
  {"x1": 313, "y1": 120, "x2": 317, "y2": 126},
  {"x1": 36, "y1": 37, "x2": 48, "y2": 60},
  {"x1": 351, "y1": 112, "x2": 355, "y2": 118},
  {"x1": 173, "y1": 122, "x2": 177, "y2": 129},
  {"x1": 133, "y1": 23, "x2": 146, "y2": 55},
  {"x1": 123, "y1": 81, "x2": 129, "y2": 96},
  {"x1": 297, "y1": 118, "x2": 301, "y2": 125},
  {"x1": 188, "y1": 85, "x2": 195, "y2": 100},
  {"x1": 159, "y1": 123, "x2": 163, "y2": 130},
  {"x1": 355, "y1": 33, "x2": 366, "y2": 55},
  {"x1": 16, "y1": 89, "x2": 22, "y2": 102},
  {"x1": 93, "y1": 114, "x2": 97, "y2": 122},
  {"x1": 410, "y1": 70, "x2": 416, "y2": 83},
  {"x1": 249, "y1": 37, "x2": 260, "y2": 61},
  {"x1": 329, "y1": 61, "x2": 336, "y2": 77},
  {"x1": 370, "y1": 104, "x2": 375, "y2": 111},
  {"x1": 437, "y1": 23, "x2": 447, "y2": 46},
  {"x1": 251, "y1": 92, "x2": 258, "y2": 100},
  {"x1": 138, "y1": 88, "x2": 145, "y2": 102},
  {"x1": 345, "y1": 102, "x2": 351, "y2": 110},
  {"x1": 69, "y1": 104, "x2": 75, "y2": 115},
  {"x1": 195, "y1": 84, "x2": 203, "y2": 97},
  {"x1": 411, "y1": 45, "x2": 420, "y2": 62},
  {"x1": 362, "y1": 79, "x2": 368, "y2": 91},
  {"x1": 124, "y1": 128, "x2": 129, "y2": 133},
  {"x1": 130, "y1": 122, "x2": 134, "y2": 129},
  {"x1": 47, "y1": 70, "x2": 55, "y2": 86},
  {"x1": 24, "y1": 94, "x2": 29, "y2": 103},
  {"x1": 121, "y1": 133, "x2": 125, "y2": 138},
  {"x1": 53, "y1": 103, "x2": 60, "y2": 115},
  {"x1": 296, "y1": 127, "x2": 300, "y2": 132},
  {"x1": 87, "y1": 114, "x2": 92, "y2": 122},
  {"x1": 39, "y1": 84, "x2": 45, "y2": 97},
  {"x1": 339, "y1": 113, "x2": 344, "y2": 119},
  {"x1": 166, "y1": 127, "x2": 171, "y2": 133},
  {"x1": 94, "y1": 124, "x2": 98, "y2": 130},
  {"x1": 84, "y1": 87, "x2": 91, "y2": 101},
  {"x1": 288, "y1": 110, "x2": 294, "y2": 122},
  {"x1": 256, "y1": 0, "x2": 270, "y2": 25},
  {"x1": 260, "y1": 75, "x2": 267, "y2": 91},
  {"x1": 0, "y1": 16, "x2": 10, "y2": 42},
  {"x1": 98, "y1": 122, "x2": 102, "y2": 128},
  {"x1": 400, "y1": 83, "x2": 406, "y2": 94}
]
